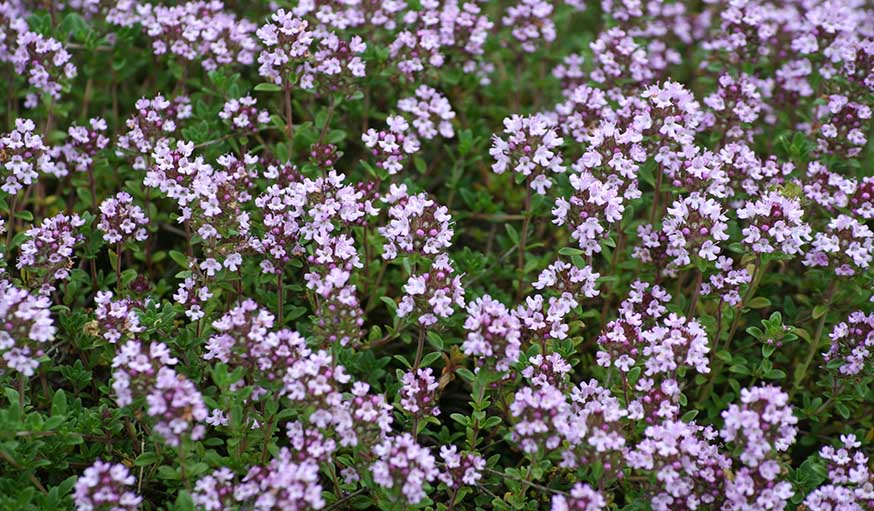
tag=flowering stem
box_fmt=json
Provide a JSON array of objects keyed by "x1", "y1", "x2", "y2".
[
  {"x1": 792, "y1": 279, "x2": 838, "y2": 397},
  {"x1": 411, "y1": 328, "x2": 425, "y2": 373},
  {"x1": 5, "y1": 194, "x2": 16, "y2": 247},
  {"x1": 699, "y1": 255, "x2": 763, "y2": 402},
  {"x1": 318, "y1": 96, "x2": 337, "y2": 145},
  {"x1": 516, "y1": 183, "x2": 533, "y2": 302},
  {"x1": 283, "y1": 79, "x2": 294, "y2": 151},
  {"x1": 649, "y1": 164, "x2": 663, "y2": 224},
  {"x1": 687, "y1": 268, "x2": 703, "y2": 317},
  {"x1": 115, "y1": 242, "x2": 122, "y2": 292},
  {"x1": 277, "y1": 272, "x2": 284, "y2": 326}
]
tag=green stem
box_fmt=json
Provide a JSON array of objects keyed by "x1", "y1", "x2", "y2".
[
  {"x1": 792, "y1": 279, "x2": 838, "y2": 396},
  {"x1": 516, "y1": 182, "x2": 533, "y2": 302}
]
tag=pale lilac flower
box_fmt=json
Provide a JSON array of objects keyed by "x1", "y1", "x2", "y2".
[
  {"x1": 98, "y1": 192, "x2": 149, "y2": 244},
  {"x1": 490, "y1": 113, "x2": 564, "y2": 194},
  {"x1": 399, "y1": 368, "x2": 440, "y2": 417},
  {"x1": 737, "y1": 191, "x2": 812, "y2": 256},
  {"x1": 219, "y1": 95, "x2": 271, "y2": 132},
  {"x1": 438, "y1": 445, "x2": 485, "y2": 489},
  {"x1": 397, "y1": 253, "x2": 465, "y2": 326},
  {"x1": 371, "y1": 433, "x2": 438, "y2": 504},
  {"x1": 823, "y1": 312, "x2": 874, "y2": 377},
  {"x1": 74, "y1": 460, "x2": 142, "y2": 511},
  {"x1": 551, "y1": 483, "x2": 606, "y2": 511},
  {"x1": 462, "y1": 294, "x2": 522, "y2": 372},
  {"x1": 0, "y1": 281, "x2": 55, "y2": 377},
  {"x1": 397, "y1": 86, "x2": 455, "y2": 140}
]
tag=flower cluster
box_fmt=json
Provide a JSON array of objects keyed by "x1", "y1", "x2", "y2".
[
  {"x1": 379, "y1": 185, "x2": 452, "y2": 259},
  {"x1": 824, "y1": 311, "x2": 874, "y2": 377},
  {"x1": 462, "y1": 295, "x2": 522, "y2": 372},
  {"x1": 397, "y1": 86, "x2": 456, "y2": 140},
  {"x1": 0, "y1": 281, "x2": 55, "y2": 376},
  {"x1": 11, "y1": 30, "x2": 76, "y2": 99},
  {"x1": 117, "y1": 95, "x2": 192, "y2": 163},
  {"x1": 371, "y1": 433, "x2": 438, "y2": 504},
  {"x1": 16, "y1": 213, "x2": 85, "y2": 294},
  {"x1": 397, "y1": 253, "x2": 465, "y2": 326},
  {"x1": 491, "y1": 113, "x2": 564, "y2": 194},
  {"x1": 97, "y1": 192, "x2": 149, "y2": 245},
  {"x1": 399, "y1": 367, "x2": 440, "y2": 418},
  {"x1": 1, "y1": 118, "x2": 60, "y2": 194},
  {"x1": 553, "y1": 174, "x2": 624, "y2": 255},
  {"x1": 804, "y1": 434, "x2": 874, "y2": 511},
  {"x1": 803, "y1": 214, "x2": 874, "y2": 276},
  {"x1": 737, "y1": 191, "x2": 812, "y2": 256},
  {"x1": 93, "y1": 291, "x2": 143, "y2": 344},
  {"x1": 438, "y1": 445, "x2": 485, "y2": 489},
  {"x1": 58, "y1": 117, "x2": 110, "y2": 175},
  {"x1": 362, "y1": 116, "x2": 421, "y2": 176},
  {"x1": 73, "y1": 460, "x2": 142, "y2": 511},
  {"x1": 256, "y1": 9, "x2": 314, "y2": 85},
  {"x1": 720, "y1": 385, "x2": 798, "y2": 511},
  {"x1": 140, "y1": 1, "x2": 258, "y2": 71},
  {"x1": 219, "y1": 96, "x2": 271, "y2": 133}
]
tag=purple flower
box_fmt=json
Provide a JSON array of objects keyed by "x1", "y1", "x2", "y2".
[
  {"x1": 503, "y1": 0, "x2": 556, "y2": 53},
  {"x1": 0, "y1": 280, "x2": 55, "y2": 377},
  {"x1": 219, "y1": 95, "x2": 271, "y2": 132},
  {"x1": 98, "y1": 192, "x2": 149, "y2": 245},
  {"x1": 94, "y1": 291, "x2": 143, "y2": 344},
  {"x1": 462, "y1": 294, "x2": 522, "y2": 372},
  {"x1": 398, "y1": 86, "x2": 455, "y2": 140},
  {"x1": 399, "y1": 367, "x2": 441, "y2": 417},
  {"x1": 823, "y1": 311, "x2": 874, "y2": 377},
  {"x1": 16, "y1": 213, "x2": 85, "y2": 294},
  {"x1": 737, "y1": 191, "x2": 812, "y2": 256},
  {"x1": 553, "y1": 174, "x2": 624, "y2": 255},
  {"x1": 379, "y1": 185, "x2": 453, "y2": 259},
  {"x1": 146, "y1": 366, "x2": 208, "y2": 447},
  {"x1": 397, "y1": 253, "x2": 465, "y2": 326},
  {"x1": 510, "y1": 384, "x2": 569, "y2": 454},
  {"x1": 74, "y1": 460, "x2": 142, "y2": 511},
  {"x1": 371, "y1": 433, "x2": 438, "y2": 504},
  {"x1": 490, "y1": 113, "x2": 564, "y2": 195},
  {"x1": 256, "y1": 9, "x2": 314, "y2": 85},
  {"x1": 1, "y1": 118, "x2": 61, "y2": 194},
  {"x1": 12, "y1": 29, "x2": 76, "y2": 99},
  {"x1": 438, "y1": 445, "x2": 485, "y2": 489},
  {"x1": 362, "y1": 117, "x2": 421, "y2": 175},
  {"x1": 551, "y1": 483, "x2": 606, "y2": 511}
]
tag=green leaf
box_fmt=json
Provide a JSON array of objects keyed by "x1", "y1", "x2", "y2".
[
  {"x1": 426, "y1": 331, "x2": 444, "y2": 350},
  {"x1": 134, "y1": 452, "x2": 159, "y2": 466},
  {"x1": 14, "y1": 210, "x2": 33, "y2": 221},
  {"x1": 764, "y1": 368, "x2": 786, "y2": 380},
  {"x1": 254, "y1": 82, "x2": 282, "y2": 92},
  {"x1": 50, "y1": 389, "x2": 67, "y2": 417},
  {"x1": 450, "y1": 413, "x2": 471, "y2": 426},
  {"x1": 380, "y1": 296, "x2": 397, "y2": 313},
  {"x1": 558, "y1": 247, "x2": 584, "y2": 257},
  {"x1": 504, "y1": 223, "x2": 519, "y2": 245},
  {"x1": 681, "y1": 410, "x2": 699, "y2": 422},
  {"x1": 812, "y1": 304, "x2": 828, "y2": 320},
  {"x1": 421, "y1": 351, "x2": 443, "y2": 367},
  {"x1": 747, "y1": 297, "x2": 771, "y2": 309},
  {"x1": 173, "y1": 490, "x2": 195, "y2": 511},
  {"x1": 168, "y1": 250, "x2": 188, "y2": 269},
  {"x1": 456, "y1": 367, "x2": 475, "y2": 382}
]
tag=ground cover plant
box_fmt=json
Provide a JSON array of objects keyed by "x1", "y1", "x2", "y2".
[{"x1": 0, "y1": 0, "x2": 873, "y2": 510}]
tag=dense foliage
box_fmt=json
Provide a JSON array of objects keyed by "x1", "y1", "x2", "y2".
[{"x1": 1, "y1": 0, "x2": 873, "y2": 510}]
